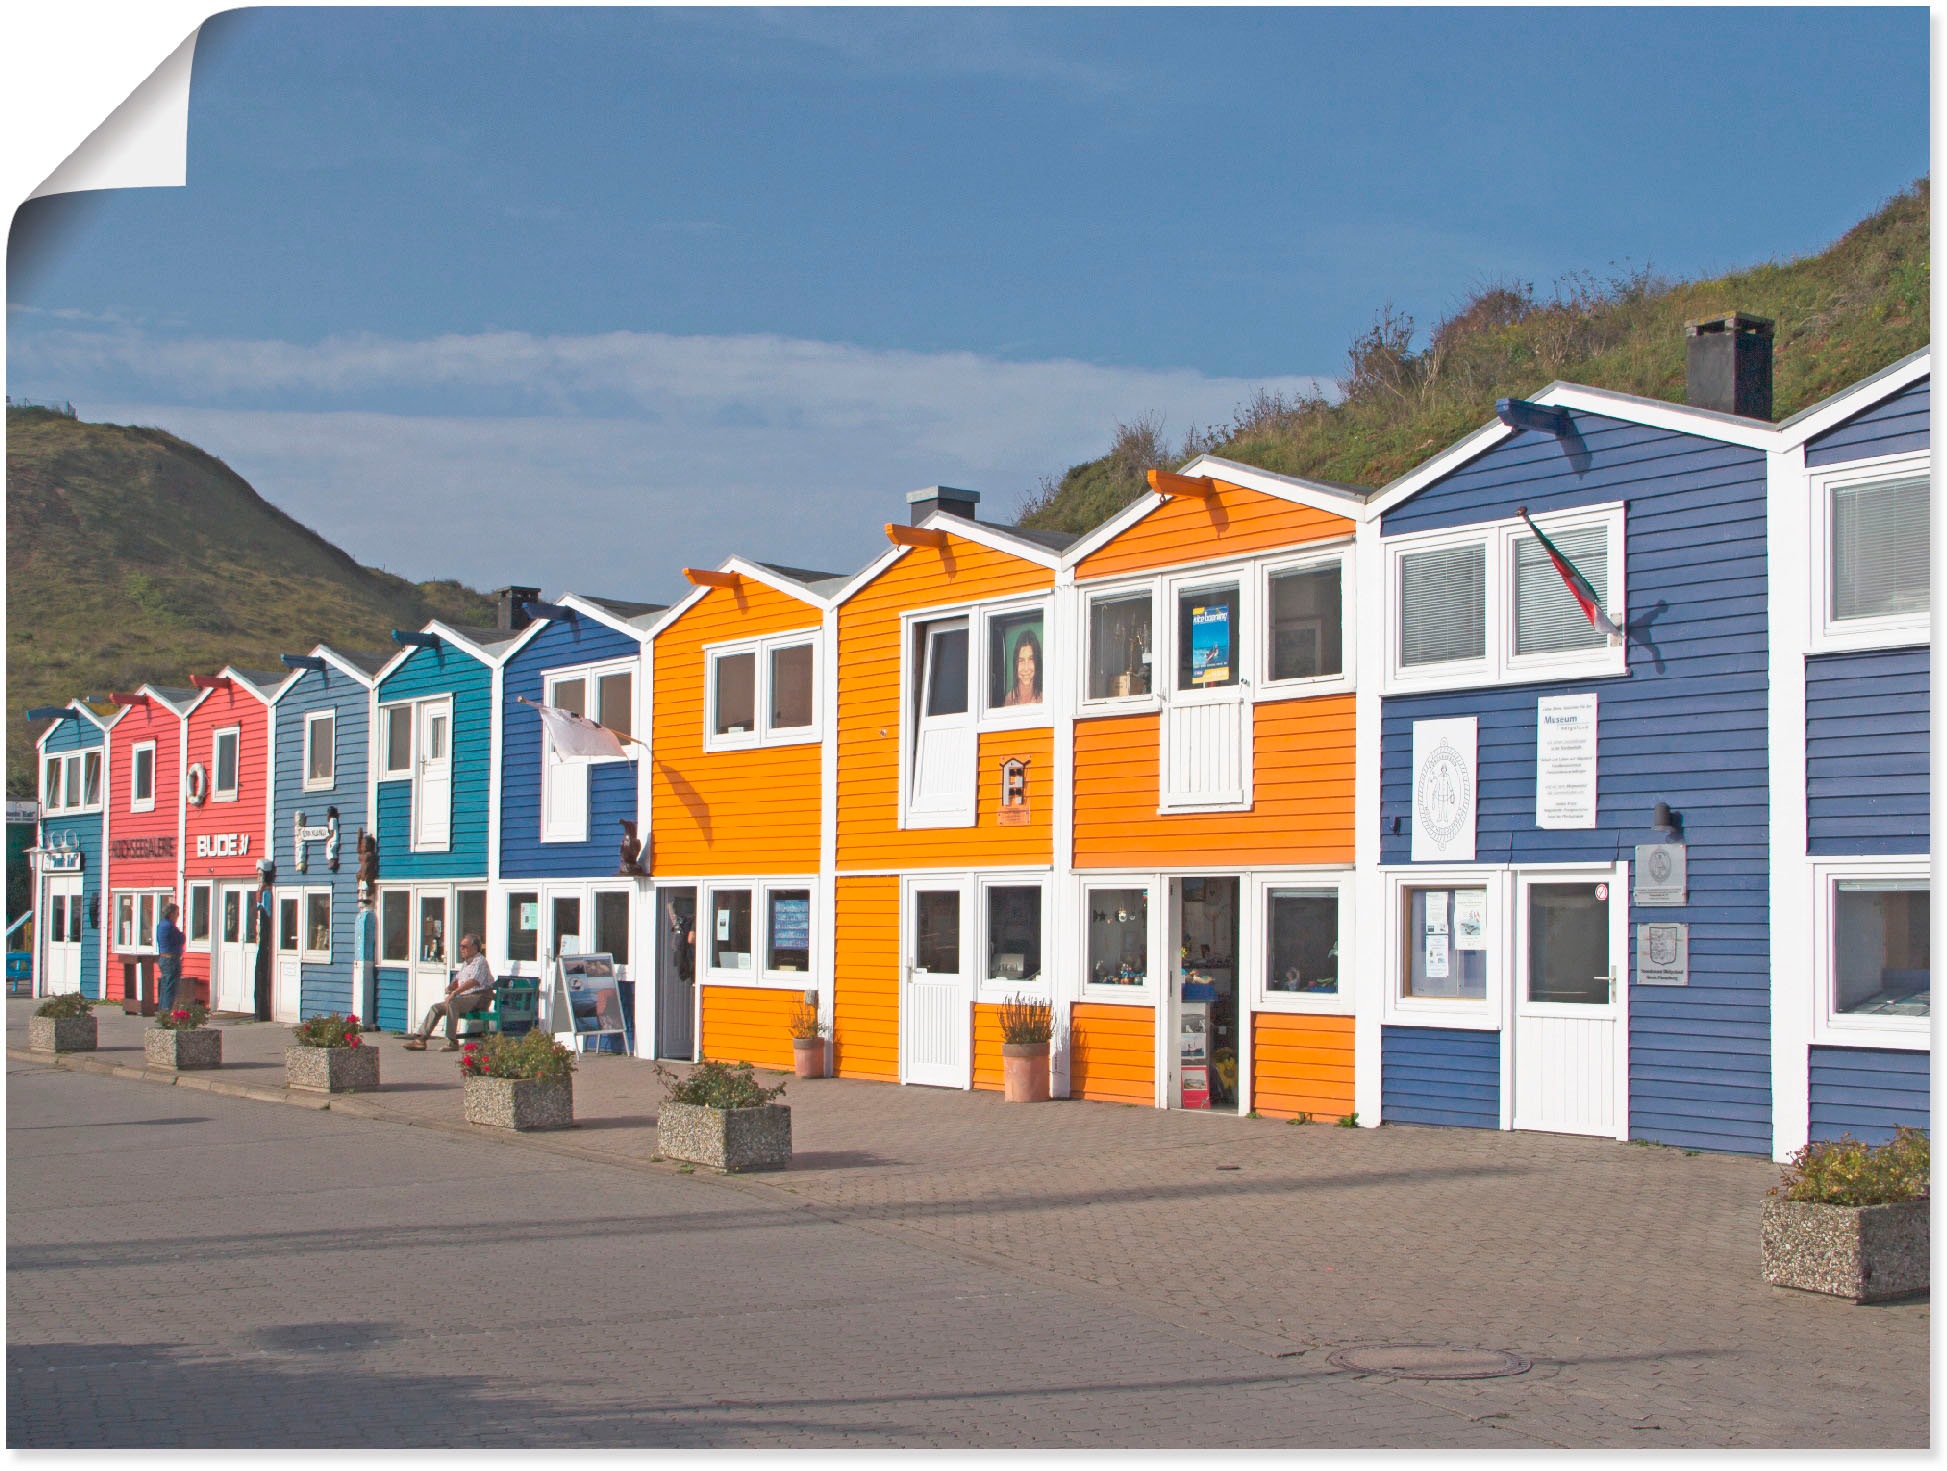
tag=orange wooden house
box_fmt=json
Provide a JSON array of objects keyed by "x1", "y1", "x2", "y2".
[
  {"x1": 648, "y1": 557, "x2": 847, "y2": 1070},
  {"x1": 1057, "y1": 458, "x2": 1365, "y2": 1119},
  {"x1": 828, "y1": 488, "x2": 1076, "y2": 1090}
]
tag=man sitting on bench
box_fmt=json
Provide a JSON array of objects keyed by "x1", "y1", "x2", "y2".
[{"x1": 402, "y1": 932, "x2": 495, "y2": 1051}]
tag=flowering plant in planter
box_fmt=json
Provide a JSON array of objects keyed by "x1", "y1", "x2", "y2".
[
  {"x1": 1763, "y1": 1127, "x2": 1929, "y2": 1302},
  {"x1": 655, "y1": 1061, "x2": 790, "y2": 1172},
  {"x1": 155, "y1": 1003, "x2": 210, "y2": 1032},
  {"x1": 291, "y1": 1012, "x2": 364, "y2": 1049},
  {"x1": 1770, "y1": 1127, "x2": 1929, "y2": 1206},
  {"x1": 657, "y1": 1059, "x2": 786, "y2": 1109},
  {"x1": 996, "y1": 994, "x2": 1055, "y2": 1045},
  {"x1": 997, "y1": 994, "x2": 1055, "y2": 1103},
  {"x1": 30, "y1": 990, "x2": 100, "y2": 1054},
  {"x1": 459, "y1": 1029, "x2": 575, "y2": 1082},
  {"x1": 34, "y1": 992, "x2": 95, "y2": 1020}
]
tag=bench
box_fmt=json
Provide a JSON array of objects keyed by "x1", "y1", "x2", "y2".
[{"x1": 455, "y1": 977, "x2": 541, "y2": 1041}]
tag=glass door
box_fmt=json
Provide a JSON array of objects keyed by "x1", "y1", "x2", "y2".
[
  {"x1": 1512, "y1": 872, "x2": 1625, "y2": 1138},
  {"x1": 412, "y1": 887, "x2": 452, "y2": 1025},
  {"x1": 903, "y1": 880, "x2": 970, "y2": 1088}
]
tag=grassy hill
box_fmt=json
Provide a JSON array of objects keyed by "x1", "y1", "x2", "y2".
[
  {"x1": 6, "y1": 407, "x2": 495, "y2": 796},
  {"x1": 1020, "y1": 179, "x2": 1930, "y2": 532}
]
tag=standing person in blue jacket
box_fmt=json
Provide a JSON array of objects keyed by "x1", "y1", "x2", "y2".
[{"x1": 155, "y1": 903, "x2": 186, "y2": 1015}]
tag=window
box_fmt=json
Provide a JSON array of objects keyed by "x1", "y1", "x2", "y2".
[
  {"x1": 1087, "y1": 887, "x2": 1149, "y2": 988},
  {"x1": 278, "y1": 897, "x2": 300, "y2": 953},
  {"x1": 417, "y1": 894, "x2": 448, "y2": 965},
  {"x1": 1268, "y1": 564, "x2": 1344, "y2": 683},
  {"x1": 1811, "y1": 460, "x2": 1931, "y2": 652},
  {"x1": 305, "y1": 891, "x2": 332, "y2": 961},
  {"x1": 914, "y1": 890, "x2": 960, "y2": 974},
  {"x1": 1177, "y1": 583, "x2": 1241, "y2": 690},
  {"x1": 304, "y1": 711, "x2": 336, "y2": 789},
  {"x1": 1387, "y1": 506, "x2": 1626, "y2": 691},
  {"x1": 766, "y1": 889, "x2": 811, "y2": 973},
  {"x1": 115, "y1": 894, "x2": 134, "y2": 949},
  {"x1": 1400, "y1": 885, "x2": 1489, "y2": 1001},
  {"x1": 456, "y1": 889, "x2": 486, "y2": 957},
  {"x1": 1086, "y1": 591, "x2": 1154, "y2": 702},
  {"x1": 552, "y1": 895, "x2": 582, "y2": 956},
  {"x1": 594, "y1": 890, "x2": 631, "y2": 967},
  {"x1": 507, "y1": 891, "x2": 540, "y2": 964},
  {"x1": 42, "y1": 755, "x2": 63, "y2": 812},
  {"x1": 987, "y1": 610, "x2": 1045, "y2": 710},
  {"x1": 709, "y1": 889, "x2": 753, "y2": 971},
  {"x1": 1267, "y1": 888, "x2": 1340, "y2": 995},
  {"x1": 131, "y1": 743, "x2": 156, "y2": 811},
  {"x1": 706, "y1": 634, "x2": 819, "y2": 752},
  {"x1": 985, "y1": 884, "x2": 1043, "y2": 984},
  {"x1": 111, "y1": 890, "x2": 179, "y2": 953},
  {"x1": 711, "y1": 652, "x2": 757, "y2": 739},
  {"x1": 212, "y1": 728, "x2": 240, "y2": 800},
  {"x1": 187, "y1": 883, "x2": 212, "y2": 949},
  {"x1": 1815, "y1": 862, "x2": 1929, "y2": 1044},
  {"x1": 769, "y1": 643, "x2": 814, "y2": 732},
  {"x1": 142, "y1": 894, "x2": 161, "y2": 949},
  {"x1": 541, "y1": 663, "x2": 633, "y2": 844},
  {"x1": 382, "y1": 705, "x2": 413, "y2": 776},
  {"x1": 380, "y1": 890, "x2": 410, "y2": 963},
  {"x1": 547, "y1": 664, "x2": 634, "y2": 747},
  {"x1": 82, "y1": 751, "x2": 101, "y2": 807},
  {"x1": 39, "y1": 750, "x2": 100, "y2": 815}
]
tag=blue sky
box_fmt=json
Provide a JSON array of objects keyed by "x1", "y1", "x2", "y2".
[{"x1": 6, "y1": 6, "x2": 1928, "y2": 601}]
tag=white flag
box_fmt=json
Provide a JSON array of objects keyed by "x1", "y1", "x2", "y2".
[{"x1": 534, "y1": 703, "x2": 628, "y2": 762}]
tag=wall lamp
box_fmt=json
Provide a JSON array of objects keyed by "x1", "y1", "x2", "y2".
[{"x1": 1652, "y1": 801, "x2": 1683, "y2": 837}]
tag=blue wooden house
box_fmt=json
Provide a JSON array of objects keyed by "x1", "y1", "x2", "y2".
[
  {"x1": 269, "y1": 645, "x2": 388, "y2": 1020},
  {"x1": 1767, "y1": 349, "x2": 1930, "y2": 1155},
  {"x1": 493, "y1": 592, "x2": 664, "y2": 1043},
  {"x1": 1366, "y1": 317, "x2": 1785, "y2": 1154},
  {"x1": 31, "y1": 701, "x2": 114, "y2": 998},
  {"x1": 369, "y1": 606, "x2": 525, "y2": 1033}
]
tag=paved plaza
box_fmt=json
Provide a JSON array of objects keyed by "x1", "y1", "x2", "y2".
[{"x1": 5, "y1": 1001, "x2": 1928, "y2": 1448}]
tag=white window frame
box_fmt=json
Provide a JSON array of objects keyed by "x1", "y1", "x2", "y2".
[
  {"x1": 698, "y1": 879, "x2": 820, "y2": 989},
  {"x1": 759, "y1": 882, "x2": 816, "y2": 984},
  {"x1": 112, "y1": 888, "x2": 176, "y2": 955},
  {"x1": 211, "y1": 726, "x2": 242, "y2": 802},
  {"x1": 974, "y1": 874, "x2": 1051, "y2": 1002},
  {"x1": 539, "y1": 660, "x2": 637, "y2": 846},
  {"x1": 1809, "y1": 855, "x2": 1929, "y2": 1049},
  {"x1": 1808, "y1": 451, "x2": 1931, "y2": 655},
  {"x1": 377, "y1": 886, "x2": 413, "y2": 965},
  {"x1": 1079, "y1": 875, "x2": 1161, "y2": 1003},
  {"x1": 1384, "y1": 504, "x2": 1628, "y2": 695},
  {"x1": 303, "y1": 710, "x2": 337, "y2": 791},
  {"x1": 1079, "y1": 581, "x2": 1161, "y2": 715},
  {"x1": 40, "y1": 751, "x2": 101, "y2": 816},
  {"x1": 975, "y1": 596, "x2": 1054, "y2": 729},
  {"x1": 700, "y1": 882, "x2": 757, "y2": 979},
  {"x1": 1259, "y1": 548, "x2": 1356, "y2": 699},
  {"x1": 544, "y1": 661, "x2": 637, "y2": 761},
  {"x1": 703, "y1": 635, "x2": 820, "y2": 753},
  {"x1": 1251, "y1": 869, "x2": 1356, "y2": 1016},
  {"x1": 1381, "y1": 865, "x2": 1507, "y2": 1029},
  {"x1": 379, "y1": 702, "x2": 414, "y2": 777},
  {"x1": 186, "y1": 881, "x2": 213, "y2": 953},
  {"x1": 81, "y1": 749, "x2": 102, "y2": 810},
  {"x1": 299, "y1": 887, "x2": 333, "y2": 964},
  {"x1": 130, "y1": 741, "x2": 157, "y2": 813}
]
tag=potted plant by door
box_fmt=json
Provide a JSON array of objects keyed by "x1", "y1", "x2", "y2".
[
  {"x1": 997, "y1": 994, "x2": 1054, "y2": 1103},
  {"x1": 458, "y1": 1029, "x2": 575, "y2": 1131},
  {"x1": 655, "y1": 1060, "x2": 790, "y2": 1172},
  {"x1": 788, "y1": 991, "x2": 829, "y2": 1079},
  {"x1": 1762, "y1": 1126, "x2": 1929, "y2": 1302},
  {"x1": 29, "y1": 991, "x2": 98, "y2": 1054},
  {"x1": 286, "y1": 1012, "x2": 380, "y2": 1093},
  {"x1": 145, "y1": 1002, "x2": 222, "y2": 1070}
]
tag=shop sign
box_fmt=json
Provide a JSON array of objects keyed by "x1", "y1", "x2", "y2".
[
  {"x1": 1633, "y1": 843, "x2": 1687, "y2": 906},
  {"x1": 1534, "y1": 694, "x2": 1597, "y2": 830},
  {"x1": 110, "y1": 834, "x2": 175, "y2": 860},
  {"x1": 292, "y1": 809, "x2": 340, "y2": 873},
  {"x1": 997, "y1": 757, "x2": 1030, "y2": 827},
  {"x1": 1411, "y1": 717, "x2": 1477, "y2": 862},
  {"x1": 39, "y1": 850, "x2": 84, "y2": 872},
  {"x1": 1636, "y1": 923, "x2": 1689, "y2": 986},
  {"x1": 194, "y1": 832, "x2": 253, "y2": 859}
]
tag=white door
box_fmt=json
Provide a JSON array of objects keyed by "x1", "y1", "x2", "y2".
[
  {"x1": 1160, "y1": 578, "x2": 1249, "y2": 809},
  {"x1": 42, "y1": 876, "x2": 82, "y2": 994},
  {"x1": 411, "y1": 888, "x2": 452, "y2": 1025},
  {"x1": 414, "y1": 700, "x2": 454, "y2": 850},
  {"x1": 909, "y1": 620, "x2": 974, "y2": 822},
  {"x1": 216, "y1": 886, "x2": 253, "y2": 1013},
  {"x1": 1512, "y1": 872, "x2": 1627, "y2": 1138},
  {"x1": 274, "y1": 898, "x2": 302, "y2": 1023},
  {"x1": 903, "y1": 881, "x2": 970, "y2": 1088}
]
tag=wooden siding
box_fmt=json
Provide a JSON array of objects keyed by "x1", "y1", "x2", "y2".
[
  {"x1": 835, "y1": 536, "x2": 1055, "y2": 870},
  {"x1": 374, "y1": 642, "x2": 493, "y2": 881},
  {"x1": 1076, "y1": 482, "x2": 1353, "y2": 581},
  {"x1": 272, "y1": 663, "x2": 373, "y2": 1019},
  {"x1": 1808, "y1": 1045, "x2": 1930, "y2": 1144},
  {"x1": 652, "y1": 581, "x2": 822, "y2": 876},
  {"x1": 183, "y1": 684, "x2": 271, "y2": 885},
  {"x1": 501, "y1": 616, "x2": 644, "y2": 878},
  {"x1": 1072, "y1": 695, "x2": 1353, "y2": 866},
  {"x1": 1250, "y1": 1013, "x2": 1355, "y2": 1120},
  {"x1": 375, "y1": 967, "x2": 408, "y2": 1033},
  {"x1": 1070, "y1": 1002, "x2": 1154, "y2": 1104},
  {"x1": 971, "y1": 1003, "x2": 1004, "y2": 1091},
  {"x1": 1381, "y1": 1025, "x2": 1500, "y2": 1128},
  {"x1": 833, "y1": 875, "x2": 899, "y2": 1081},
  {"x1": 1805, "y1": 376, "x2": 1929, "y2": 467},
  {"x1": 40, "y1": 718, "x2": 107, "y2": 998},
  {"x1": 1381, "y1": 413, "x2": 1772, "y2": 1155},
  {"x1": 700, "y1": 984, "x2": 797, "y2": 1071},
  {"x1": 1806, "y1": 648, "x2": 1929, "y2": 855}
]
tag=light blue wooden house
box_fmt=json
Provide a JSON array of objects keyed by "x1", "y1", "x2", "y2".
[{"x1": 31, "y1": 701, "x2": 114, "y2": 999}]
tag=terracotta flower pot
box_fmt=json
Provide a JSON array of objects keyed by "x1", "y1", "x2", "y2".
[
  {"x1": 791, "y1": 1037, "x2": 828, "y2": 1078},
  {"x1": 1002, "y1": 1041, "x2": 1051, "y2": 1103}
]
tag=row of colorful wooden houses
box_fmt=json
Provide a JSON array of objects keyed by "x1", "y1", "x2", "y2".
[{"x1": 27, "y1": 320, "x2": 1929, "y2": 1161}]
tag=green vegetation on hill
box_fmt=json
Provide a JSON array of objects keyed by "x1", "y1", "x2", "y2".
[
  {"x1": 1019, "y1": 179, "x2": 1930, "y2": 533},
  {"x1": 6, "y1": 407, "x2": 496, "y2": 795}
]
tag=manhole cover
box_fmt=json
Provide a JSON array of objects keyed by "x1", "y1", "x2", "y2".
[{"x1": 1327, "y1": 1344, "x2": 1531, "y2": 1380}]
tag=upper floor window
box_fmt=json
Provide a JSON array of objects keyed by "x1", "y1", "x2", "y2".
[
  {"x1": 304, "y1": 710, "x2": 336, "y2": 789},
  {"x1": 1086, "y1": 591, "x2": 1154, "y2": 700},
  {"x1": 548, "y1": 663, "x2": 635, "y2": 747},
  {"x1": 382, "y1": 704, "x2": 413, "y2": 776},
  {"x1": 130, "y1": 743, "x2": 157, "y2": 812},
  {"x1": 706, "y1": 635, "x2": 818, "y2": 751},
  {"x1": 212, "y1": 728, "x2": 241, "y2": 801},
  {"x1": 1176, "y1": 581, "x2": 1241, "y2": 691},
  {"x1": 1386, "y1": 504, "x2": 1626, "y2": 693},
  {"x1": 987, "y1": 609, "x2": 1045, "y2": 710},
  {"x1": 41, "y1": 750, "x2": 102, "y2": 815},
  {"x1": 1812, "y1": 456, "x2": 1930, "y2": 653}
]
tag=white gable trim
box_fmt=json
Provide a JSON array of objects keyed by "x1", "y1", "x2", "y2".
[
  {"x1": 556, "y1": 593, "x2": 661, "y2": 643},
  {"x1": 218, "y1": 666, "x2": 286, "y2": 706},
  {"x1": 1056, "y1": 492, "x2": 1164, "y2": 569},
  {"x1": 1774, "y1": 350, "x2": 1930, "y2": 449}
]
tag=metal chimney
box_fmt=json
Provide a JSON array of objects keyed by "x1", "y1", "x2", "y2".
[
  {"x1": 906, "y1": 486, "x2": 980, "y2": 525},
  {"x1": 494, "y1": 585, "x2": 542, "y2": 632},
  {"x1": 1684, "y1": 313, "x2": 1774, "y2": 420}
]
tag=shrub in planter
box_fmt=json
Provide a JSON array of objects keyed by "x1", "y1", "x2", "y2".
[
  {"x1": 286, "y1": 1012, "x2": 380, "y2": 1093},
  {"x1": 1763, "y1": 1127, "x2": 1929, "y2": 1302},
  {"x1": 459, "y1": 1029, "x2": 575, "y2": 1131},
  {"x1": 146, "y1": 1003, "x2": 221, "y2": 1070},
  {"x1": 655, "y1": 1060, "x2": 790, "y2": 1172},
  {"x1": 787, "y1": 992, "x2": 830, "y2": 1079},
  {"x1": 997, "y1": 994, "x2": 1054, "y2": 1103},
  {"x1": 30, "y1": 991, "x2": 98, "y2": 1054}
]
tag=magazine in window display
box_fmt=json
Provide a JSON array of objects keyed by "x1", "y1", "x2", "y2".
[{"x1": 1189, "y1": 602, "x2": 1232, "y2": 686}]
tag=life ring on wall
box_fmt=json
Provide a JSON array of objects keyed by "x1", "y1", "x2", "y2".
[{"x1": 186, "y1": 763, "x2": 208, "y2": 806}]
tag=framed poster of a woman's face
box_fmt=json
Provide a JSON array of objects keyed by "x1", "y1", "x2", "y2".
[{"x1": 989, "y1": 611, "x2": 1045, "y2": 709}]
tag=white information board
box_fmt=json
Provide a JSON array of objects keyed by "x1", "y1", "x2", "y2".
[
  {"x1": 1535, "y1": 693, "x2": 1598, "y2": 829},
  {"x1": 546, "y1": 952, "x2": 629, "y2": 1054}
]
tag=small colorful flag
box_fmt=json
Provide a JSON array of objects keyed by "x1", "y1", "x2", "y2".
[{"x1": 1519, "y1": 508, "x2": 1623, "y2": 642}]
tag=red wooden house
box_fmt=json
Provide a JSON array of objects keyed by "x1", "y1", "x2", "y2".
[{"x1": 104, "y1": 685, "x2": 195, "y2": 1007}]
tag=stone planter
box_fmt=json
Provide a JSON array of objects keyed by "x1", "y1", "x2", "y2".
[
  {"x1": 463, "y1": 1074, "x2": 574, "y2": 1132},
  {"x1": 1762, "y1": 1197, "x2": 1929, "y2": 1302},
  {"x1": 791, "y1": 1038, "x2": 828, "y2": 1079},
  {"x1": 657, "y1": 1100, "x2": 791, "y2": 1172},
  {"x1": 28, "y1": 1014, "x2": 98, "y2": 1054},
  {"x1": 1002, "y1": 1041, "x2": 1051, "y2": 1103},
  {"x1": 145, "y1": 1027, "x2": 222, "y2": 1071},
  {"x1": 286, "y1": 1043, "x2": 381, "y2": 1094}
]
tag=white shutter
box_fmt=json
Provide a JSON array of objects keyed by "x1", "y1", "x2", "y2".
[
  {"x1": 541, "y1": 742, "x2": 590, "y2": 843},
  {"x1": 1399, "y1": 544, "x2": 1486, "y2": 666},
  {"x1": 1514, "y1": 526, "x2": 1607, "y2": 655},
  {"x1": 1833, "y1": 479, "x2": 1929, "y2": 621},
  {"x1": 1159, "y1": 700, "x2": 1250, "y2": 810}
]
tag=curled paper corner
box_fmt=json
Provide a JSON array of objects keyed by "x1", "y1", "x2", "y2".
[{"x1": 29, "y1": 27, "x2": 201, "y2": 201}]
